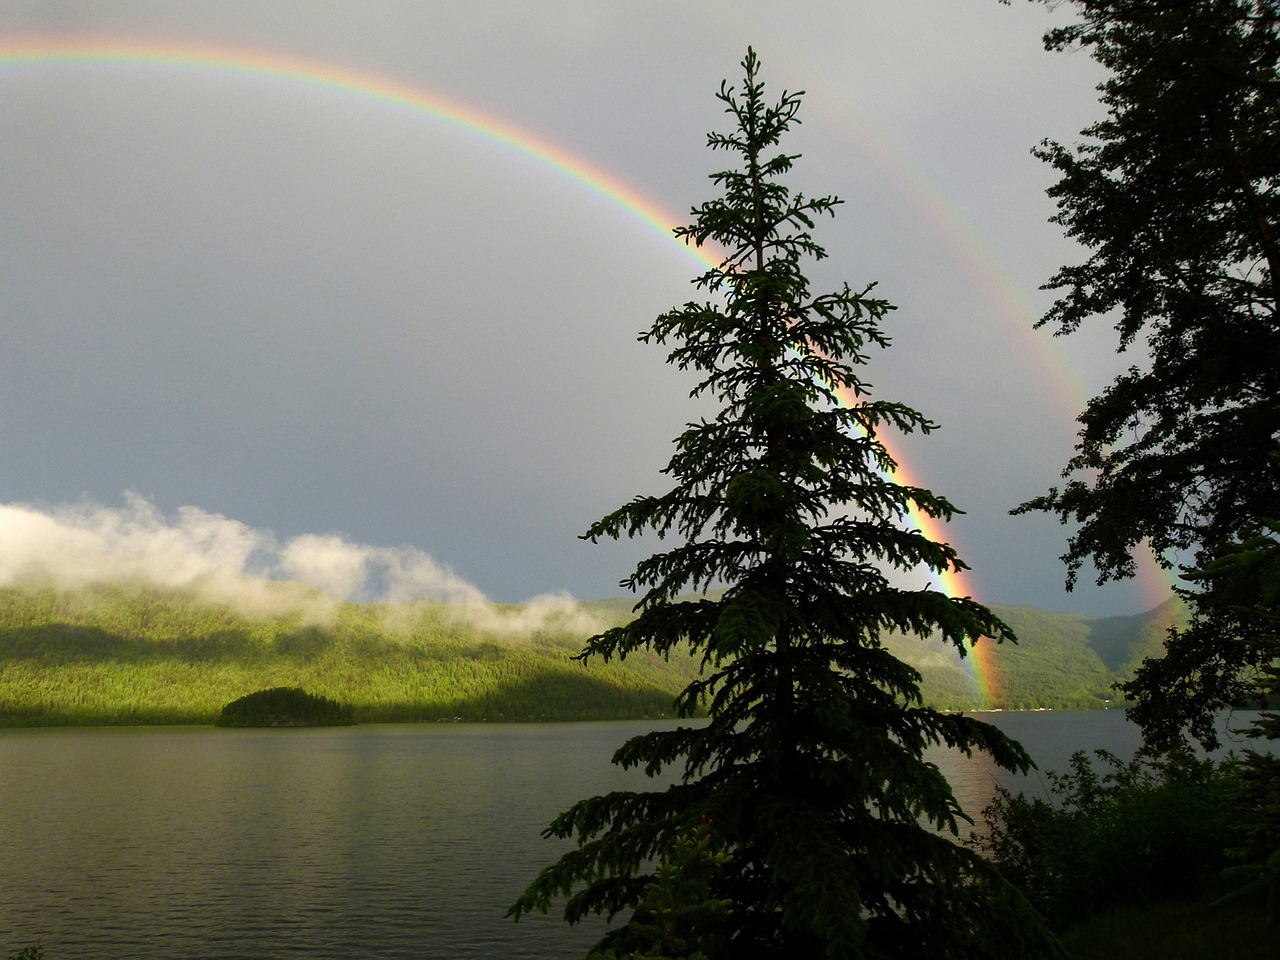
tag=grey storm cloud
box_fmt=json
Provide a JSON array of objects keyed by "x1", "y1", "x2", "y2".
[{"x1": 0, "y1": 1, "x2": 1158, "y2": 616}]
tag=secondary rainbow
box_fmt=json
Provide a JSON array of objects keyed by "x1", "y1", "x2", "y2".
[
  {"x1": 800, "y1": 81, "x2": 1183, "y2": 613},
  {"x1": 1, "y1": 37, "x2": 1007, "y2": 704}
]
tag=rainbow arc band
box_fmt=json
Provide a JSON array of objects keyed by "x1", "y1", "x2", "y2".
[{"x1": 2, "y1": 36, "x2": 1182, "y2": 706}]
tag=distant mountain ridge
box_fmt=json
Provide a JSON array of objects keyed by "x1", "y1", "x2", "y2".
[{"x1": 0, "y1": 583, "x2": 1185, "y2": 725}]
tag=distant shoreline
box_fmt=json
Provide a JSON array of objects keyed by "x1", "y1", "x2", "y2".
[
  {"x1": 0, "y1": 705, "x2": 1134, "y2": 731},
  {"x1": 0, "y1": 583, "x2": 1181, "y2": 726}
]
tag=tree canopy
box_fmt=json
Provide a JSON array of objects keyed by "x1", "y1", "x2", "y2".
[
  {"x1": 215, "y1": 686, "x2": 354, "y2": 727},
  {"x1": 1012, "y1": 0, "x2": 1279, "y2": 742},
  {"x1": 509, "y1": 49, "x2": 1058, "y2": 960},
  {"x1": 1014, "y1": 0, "x2": 1279, "y2": 585},
  {"x1": 1014, "y1": 0, "x2": 1279, "y2": 921}
]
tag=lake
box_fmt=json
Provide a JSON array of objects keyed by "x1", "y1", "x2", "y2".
[{"x1": 0, "y1": 711, "x2": 1257, "y2": 959}]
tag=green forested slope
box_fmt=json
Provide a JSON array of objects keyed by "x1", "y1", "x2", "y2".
[
  {"x1": 0, "y1": 584, "x2": 1185, "y2": 725},
  {"x1": 0, "y1": 584, "x2": 699, "y2": 725},
  {"x1": 889, "y1": 598, "x2": 1187, "y2": 710}
]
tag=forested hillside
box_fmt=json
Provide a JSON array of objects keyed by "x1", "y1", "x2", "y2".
[
  {"x1": 0, "y1": 583, "x2": 1184, "y2": 725},
  {"x1": 892, "y1": 599, "x2": 1185, "y2": 711},
  {"x1": 0, "y1": 584, "x2": 697, "y2": 725}
]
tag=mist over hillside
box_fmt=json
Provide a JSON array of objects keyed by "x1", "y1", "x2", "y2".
[
  {"x1": 0, "y1": 493, "x2": 1192, "y2": 723},
  {"x1": 0, "y1": 494, "x2": 599, "y2": 637},
  {"x1": 0, "y1": 572, "x2": 1185, "y2": 727}
]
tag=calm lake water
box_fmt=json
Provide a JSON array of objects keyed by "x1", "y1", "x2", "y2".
[{"x1": 0, "y1": 711, "x2": 1257, "y2": 959}]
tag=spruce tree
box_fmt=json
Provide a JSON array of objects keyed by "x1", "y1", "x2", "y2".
[{"x1": 509, "y1": 50, "x2": 1059, "y2": 960}]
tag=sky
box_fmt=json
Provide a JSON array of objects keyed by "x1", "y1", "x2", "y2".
[{"x1": 0, "y1": 1, "x2": 1171, "y2": 617}]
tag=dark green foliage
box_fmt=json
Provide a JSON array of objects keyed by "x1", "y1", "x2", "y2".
[
  {"x1": 1158, "y1": 519, "x2": 1280, "y2": 745},
  {"x1": 972, "y1": 747, "x2": 1240, "y2": 930},
  {"x1": 1170, "y1": 520, "x2": 1280, "y2": 926},
  {"x1": 509, "y1": 50, "x2": 1060, "y2": 959},
  {"x1": 5, "y1": 947, "x2": 43, "y2": 960},
  {"x1": 1118, "y1": 518, "x2": 1280, "y2": 757},
  {"x1": 1012, "y1": 0, "x2": 1280, "y2": 917},
  {"x1": 215, "y1": 686, "x2": 355, "y2": 727},
  {"x1": 1012, "y1": 0, "x2": 1280, "y2": 739},
  {"x1": 587, "y1": 821, "x2": 733, "y2": 960},
  {"x1": 1220, "y1": 742, "x2": 1280, "y2": 928},
  {"x1": 1013, "y1": 0, "x2": 1280, "y2": 593},
  {"x1": 1054, "y1": 894, "x2": 1276, "y2": 960}
]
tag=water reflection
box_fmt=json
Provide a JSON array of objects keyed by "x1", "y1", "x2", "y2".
[{"x1": 0, "y1": 712, "x2": 1254, "y2": 959}]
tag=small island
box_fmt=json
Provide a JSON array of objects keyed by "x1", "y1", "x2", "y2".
[{"x1": 215, "y1": 687, "x2": 355, "y2": 727}]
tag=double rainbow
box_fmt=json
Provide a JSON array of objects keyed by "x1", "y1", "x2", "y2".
[{"x1": 0, "y1": 37, "x2": 1087, "y2": 706}]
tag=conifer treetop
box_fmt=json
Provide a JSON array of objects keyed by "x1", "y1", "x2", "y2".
[{"x1": 510, "y1": 48, "x2": 1059, "y2": 960}]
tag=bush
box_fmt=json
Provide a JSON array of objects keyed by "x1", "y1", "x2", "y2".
[{"x1": 971, "y1": 747, "x2": 1239, "y2": 929}]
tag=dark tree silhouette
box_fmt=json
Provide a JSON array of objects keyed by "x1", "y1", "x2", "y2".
[
  {"x1": 509, "y1": 49, "x2": 1059, "y2": 960},
  {"x1": 1011, "y1": 0, "x2": 1279, "y2": 743}
]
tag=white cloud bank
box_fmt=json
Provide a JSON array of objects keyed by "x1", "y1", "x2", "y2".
[{"x1": 0, "y1": 493, "x2": 597, "y2": 637}]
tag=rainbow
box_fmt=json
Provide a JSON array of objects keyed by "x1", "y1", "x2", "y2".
[
  {"x1": 819, "y1": 380, "x2": 1004, "y2": 706},
  {"x1": 0, "y1": 37, "x2": 1069, "y2": 707},
  {"x1": 797, "y1": 85, "x2": 1186, "y2": 609},
  {"x1": 0, "y1": 38, "x2": 691, "y2": 259}
]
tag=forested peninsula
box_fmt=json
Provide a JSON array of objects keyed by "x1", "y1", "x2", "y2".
[{"x1": 0, "y1": 582, "x2": 1182, "y2": 726}]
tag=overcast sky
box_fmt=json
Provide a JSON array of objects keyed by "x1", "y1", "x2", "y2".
[{"x1": 0, "y1": 1, "x2": 1170, "y2": 617}]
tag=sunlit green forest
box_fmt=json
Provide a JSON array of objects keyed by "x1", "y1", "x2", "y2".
[
  {"x1": 0, "y1": 584, "x2": 706, "y2": 724},
  {"x1": 0, "y1": 582, "x2": 1183, "y2": 726}
]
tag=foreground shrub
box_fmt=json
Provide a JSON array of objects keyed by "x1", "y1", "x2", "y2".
[{"x1": 971, "y1": 747, "x2": 1238, "y2": 928}]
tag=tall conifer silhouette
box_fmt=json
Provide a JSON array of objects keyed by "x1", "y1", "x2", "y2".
[{"x1": 510, "y1": 49, "x2": 1059, "y2": 960}]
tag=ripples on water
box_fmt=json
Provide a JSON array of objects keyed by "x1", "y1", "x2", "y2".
[
  {"x1": 3, "y1": 723, "x2": 636, "y2": 959},
  {"x1": 0, "y1": 711, "x2": 1250, "y2": 959}
]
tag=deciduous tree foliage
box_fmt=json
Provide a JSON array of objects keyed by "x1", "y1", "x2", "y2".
[
  {"x1": 1012, "y1": 0, "x2": 1279, "y2": 919},
  {"x1": 1011, "y1": 0, "x2": 1279, "y2": 742},
  {"x1": 509, "y1": 50, "x2": 1059, "y2": 960}
]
